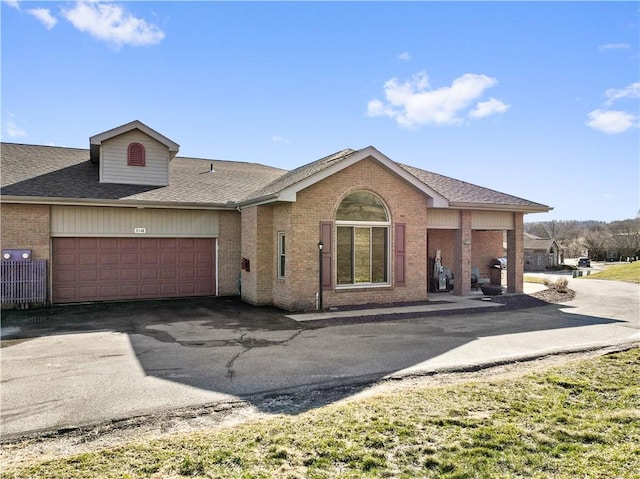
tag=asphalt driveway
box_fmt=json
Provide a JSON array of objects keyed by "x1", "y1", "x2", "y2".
[{"x1": 1, "y1": 278, "x2": 638, "y2": 439}]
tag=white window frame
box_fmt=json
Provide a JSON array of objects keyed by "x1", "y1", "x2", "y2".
[{"x1": 335, "y1": 220, "x2": 390, "y2": 288}]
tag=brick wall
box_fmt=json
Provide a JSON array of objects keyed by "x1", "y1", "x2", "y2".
[
  {"x1": 0, "y1": 203, "x2": 51, "y2": 260},
  {"x1": 278, "y1": 157, "x2": 430, "y2": 311},
  {"x1": 507, "y1": 213, "x2": 524, "y2": 293},
  {"x1": 272, "y1": 203, "x2": 294, "y2": 310},
  {"x1": 471, "y1": 230, "x2": 504, "y2": 276},
  {"x1": 240, "y1": 205, "x2": 274, "y2": 305},
  {"x1": 217, "y1": 210, "x2": 241, "y2": 296}
]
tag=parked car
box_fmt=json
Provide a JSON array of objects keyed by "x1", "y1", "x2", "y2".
[
  {"x1": 577, "y1": 257, "x2": 591, "y2": 267},
  {"x1": 493, "y1": 258, "x2": 507, "y2": 269}
]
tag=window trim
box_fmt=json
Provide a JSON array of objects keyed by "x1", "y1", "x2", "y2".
[
  {"x1": 336, "y1": 223, "x2": 390, "y2": 287},
  {"x1": 277, "y1": 231, "x2": 286, "y2": 279},
  {"x1": 336, "y1": 223, "x2": 390, "y2": 288},
  {"x1": 127, "y1": 142, "x2": 146, "y2": 167}
]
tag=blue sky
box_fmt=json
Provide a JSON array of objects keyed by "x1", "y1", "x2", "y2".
[{"x1": 2, "y1": 1, "x2": 638, "y2": 222}]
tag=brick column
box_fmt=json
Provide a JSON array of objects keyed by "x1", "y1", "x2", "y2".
[
  {"x1": 453, "y1": 210, "x2": 472, "y2": 296},
  {"x1": 507, "y1": 212, "x2": 524, "y2": 293}
]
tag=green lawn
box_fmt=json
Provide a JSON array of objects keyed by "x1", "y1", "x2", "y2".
[
  {"x1": 583, "y1": 261, "x2": 640, "y2": 283},
  {"x1": 3, "y1": 348, "x2": 639, "y2": 478}
]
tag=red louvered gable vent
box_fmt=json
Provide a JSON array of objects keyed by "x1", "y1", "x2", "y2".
[{"x1": 128, "y1": 143, "x2": 146, "y2": 167}]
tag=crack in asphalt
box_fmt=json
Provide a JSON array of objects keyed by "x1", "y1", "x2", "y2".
[{"x1": 225, "y1": 329, "x2": 303, "y2": 381}]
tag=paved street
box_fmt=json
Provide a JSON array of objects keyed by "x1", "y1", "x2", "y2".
[{"x1": 1, "y1": 277, "x2": 638, "y2": 439}]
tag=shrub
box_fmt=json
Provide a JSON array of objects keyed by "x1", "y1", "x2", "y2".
[{"x1": 553, "y1": 278, "x2": 569, "y2": 293}]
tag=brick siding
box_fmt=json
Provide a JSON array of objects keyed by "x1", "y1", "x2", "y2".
[
  {"x1": 217, "y1": 210, "x2": 241, "y2": 296},
  {"x1": 0, "y1": 203, "x2": 51, "y2": 260}
]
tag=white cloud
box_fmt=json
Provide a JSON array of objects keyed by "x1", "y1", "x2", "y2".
[
  {"x1": 61, "y1": 1, "x2": 165, "y2": 47},
  {"x1": 598, "y1": 43, "x2": 630, "y2": 52},
  {"x1": 27, "y1": 8, "x2": 57, "y2": 30},
  {"x1": 469, "y1": 97, "x2": 510, "y2": 118},
  {"x1": 398, "y1": 52, "x2": 411, "y2": 61},
  {"x1": 604, "y1": 82, "x2": 640, "y2": 105},
  {"x1": 271, "y1": 136, "x2": 290, "y2": 145},
  {"x1": 367, "y1": 70, "x2": 506, "y2": 128},
  {"x1": 586, "y1": 82, "x2": 640, "y2": 134},
  {"x1": 3, "y1": 0, "x2": 21, "y2": 10},
  {"x1": 4, "y1": 117, "x2": 27, "y2": 139},
  {"x1": 585, "y1": 109, "x2": 637, "y2": 134}
]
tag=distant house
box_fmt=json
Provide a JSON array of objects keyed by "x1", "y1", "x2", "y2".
[
  {"x1": 524, "y1": 233, "x2": 563, "y2": 271},
  {"x1": 1, "y1": 121, "x2": 551, "y2": 310}
]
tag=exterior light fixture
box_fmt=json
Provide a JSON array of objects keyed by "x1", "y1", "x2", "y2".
[
  {"x1": 2, "y1": 252, "x2": 11, "y2": 260},
  {"x1": 21, "y1": 252, "x2": 31, "y2": 259}
]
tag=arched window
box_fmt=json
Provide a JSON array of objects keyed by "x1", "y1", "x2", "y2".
[
  {"x1": 336, "y1": 191, "x2": 390, "y2": 286},
  {"x1": 127, "y1": 142, "x2": 145, "y2": 167}
]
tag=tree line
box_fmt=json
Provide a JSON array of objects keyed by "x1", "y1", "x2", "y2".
[{"x1": 524, "y1": 216, "x2": 640, "y2": 261}]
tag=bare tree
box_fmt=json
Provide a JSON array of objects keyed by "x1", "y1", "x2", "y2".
[
  {"x1": 609, "y1": 218, "x2": 640, "y2": 259},
  {"x1": 581, "y1": 224, "x2": 611, "y2": 260}
]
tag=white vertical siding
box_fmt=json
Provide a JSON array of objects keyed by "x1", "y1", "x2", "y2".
[
  {"x1": 52, "y1": 206, "x2": 219, "y2": 237},
  {"x1": 427, "y1": 209, "x2": 461, "y2": 229},
  {"x1": 100, "y1": 130, "x2": 170, "y2": 186},
  {"x1": 471, "y1": 211, "x2": 514, "y2": 230}
]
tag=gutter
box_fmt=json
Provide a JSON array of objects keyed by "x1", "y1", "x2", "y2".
[
  {"x1": 447, "y1": 202, "x2": 553, "y2": 214},
  {"x1": 0, "y1": 195, "x2": 237, "y2": 211},
  {"x1": 235, "y1": 193, "x2": 280, "y2": 208}
]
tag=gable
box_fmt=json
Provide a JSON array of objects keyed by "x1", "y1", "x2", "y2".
[
  {"x1": 99, "y1": 130, "x2": 171, "y2": 186},
  {"x1": 242, "y1": 146, "x2": 449, "y2": 208}
]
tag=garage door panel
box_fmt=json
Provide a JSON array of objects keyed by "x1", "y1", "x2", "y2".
[
  {"x1": 120, "y1": 238, "x2": 139, "y2": 249},
  {"x1": 161, "y1": 268, "x2": 177, "y2": 279},
  {"x1": 121, "y1": 285, "x2": 140, "y2": 296},
  {"x1": 179, "y1": 239, "x2": 196, "y2": 249},
  {"x1": 78, "y1": 286, "x2": 99, "y2": 299},
  {"x1": 78, "y1": 270, "x2": 98, "y2": 282},
  {"x1": 141, "y1": 269, "x2": 159, "y2": 280},
  {"x1": 121, "y1": 253, "x2": 139, "y2": 265},
  {"x1": 197, "y1": 267, "x2": 212, "y2": 279},
  {"x1": 100, "y1": 253, "x2": 118, "y2": 265},
  {"x1": 121, "y1": 269, "x2": 139, "y2": 281},
  {"x1": 55, "y1": 287, "x2": 77, "y2": 301},
  {"x1": 54, "y1": 254, "x2": 77, "y2": 266},
  {"x1": 141, "y1": 253, "x2": 158, "y2": 264},
  {"x1": 179, "y1": 283, "x2": 196, "y2": 294},
  {"x1": 100, "y1": 270, "x2": 119, "y2": 281},
  {"x1": 99, "y1": 238, "x2": 119, "y2": 249},
  {"x1": 78, "y1": 253, "x2": 98, "y2": 265},
  {"x1": 179, "y1": 252, "x2": 195, "y2": 264},
  {"x1": 141, "y1": 284, "x2": 159, "y2": 296},
  {"x1": 160, "y1": 284, "x2": 177, "y2": 295},
  {"x1": 77, "y1": 238, "x2": 98, "y2": 250},
  {"x1": 54, "y1": 270, "x2": 76, "y2": 282},
  {"x1": 53, "y1": 237, "x2": 216, "y2": 303},
  {"x1": 160, "y1": 253, "x2": 176, "y2": 263},
  {"x1": 160, "y1": 239, "x2": 177, "y2": 249}
]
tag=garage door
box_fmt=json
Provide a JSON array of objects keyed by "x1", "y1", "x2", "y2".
[{"x1": 52, "y1": 238, "x2": 216, "y2": 303}]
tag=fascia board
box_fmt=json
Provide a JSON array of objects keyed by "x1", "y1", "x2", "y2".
[
  {"x1": 90, "y1": 120, "x2": 180, "y2": 153},
  {"x1": 449, "y1": 202, "x2": 553, "y2": 213},
  {"x1": 271, "y1": 146, "x2": 450, "y2": 207},
  {"x1": 0, "y1": 195, "x2": 234, "y2": 210}
]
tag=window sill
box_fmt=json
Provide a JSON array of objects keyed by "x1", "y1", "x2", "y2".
[{"x1": 335, "y1": 284, "x2": 392, "y2": 293}]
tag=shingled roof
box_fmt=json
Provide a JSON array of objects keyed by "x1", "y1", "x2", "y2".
[
  {"x1": 1, "y1": 142, "x2": 550, "y2": 212},
  {"x1": 1, "y1": 143, "x2": 286, "y2": 206},
  {"x1": 399, "y1": 163, "x2": 550, "y2": 210}
]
